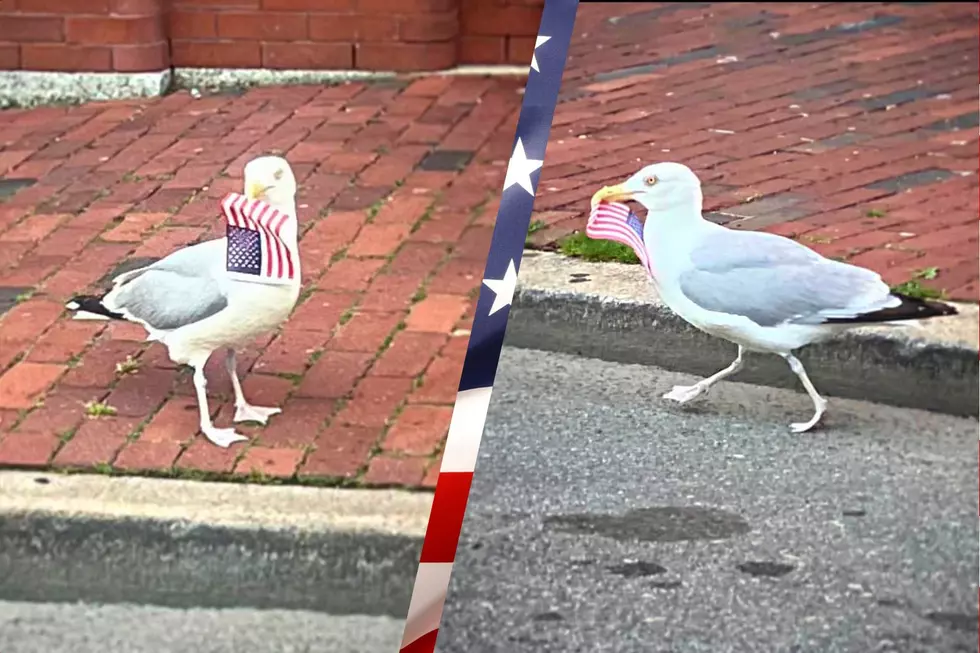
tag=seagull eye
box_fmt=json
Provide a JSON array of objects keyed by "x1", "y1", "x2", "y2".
[
  {"x1": 273, "y1": 169, "x2": 284, "y2": 181},
  {"x1": 644, "y1": 175, "x2": 658, "y2": 186}
]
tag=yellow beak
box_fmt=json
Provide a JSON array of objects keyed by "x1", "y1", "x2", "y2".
[
  {"x1": 245, "y1": 180, "x2": 267, "y2": 200},
  {"x1": 590, "y1": 183, "x2": 635, "y2": 208}
]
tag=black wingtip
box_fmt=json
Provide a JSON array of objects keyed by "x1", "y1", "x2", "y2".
[
  {"x1": 823, "y1": 292, "x2": 958, "y2": 325},
  {"x1": 891, "y1": 292, "x2": 958, "y2": 319},
  {"x1": 66, "y1": 295, "x2": 125, "y2": 320}
]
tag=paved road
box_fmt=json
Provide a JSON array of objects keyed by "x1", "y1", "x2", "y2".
[
  {"x1": 0, "y1": 479, "x2": 424, "y2": 653},
  {"x1": 438, "y1": 347, "x2": 978, "y2": 653},
  {"x1": 0, "y1": 601, "x2": 404, "y2": 653}
]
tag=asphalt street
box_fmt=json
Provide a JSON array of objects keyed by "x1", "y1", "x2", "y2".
[
  {"x1": 0, "y1": 478, "x2": 427, "y2": 653},
  {"x1": 0, "y1": 601, "x2": 404, "y2": 653},
  {"x1": 437, "y1": 347, "x2": 978, "y2": 653}
]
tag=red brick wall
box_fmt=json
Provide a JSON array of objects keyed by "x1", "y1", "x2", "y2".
[
  {"x1": 460, "y1": 0, "x2": 545, "y2": 66},
  {"x1": 0, "y1": 0, "x2": 545, "y2": 73},
  {"x1": 0, "y1": 0, "x2": 169, "y2": 73}
]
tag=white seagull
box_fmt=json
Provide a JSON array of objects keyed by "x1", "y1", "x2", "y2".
[
  {"x1": 67, "y1": 155, "x2": 302, "y2": 447},
  {"x1": 591, "y1": 162, "x2": 958, "y2": 433}
]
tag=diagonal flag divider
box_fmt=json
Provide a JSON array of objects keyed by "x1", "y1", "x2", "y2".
[{"x1": 397, "y1": 1, "x2": 580, "y2": 651}]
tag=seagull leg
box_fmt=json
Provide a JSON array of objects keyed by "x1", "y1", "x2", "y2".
[
  {"x1": 781, "y1": 353, "x2": 828, "y2": 433},
  {"x1": 192, "y1": 360, "x2": 247, "y2": 448},
  {"x1": 225, "y1": 348, "x2": 281, "y2": 425},
  {"x1": 663, "y1": 346, "x2": 745, "y2": 404}
]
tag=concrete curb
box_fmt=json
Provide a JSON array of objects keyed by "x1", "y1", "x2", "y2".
[
  {"x1": 508, "y1": 252, "x2": 979, "y2": 418},
  {"x1": 173, "y1": 65, "x2": 528, "y2": 93},
  {"x1": 0, "y1": 70, "x2": 172, "y2": 108},
  {"x1": 0, "y1": 471, "x2": 431, "y2": 616},
  {"x1": 0, "y1": 65, "x2": 528, "y2": 108}
]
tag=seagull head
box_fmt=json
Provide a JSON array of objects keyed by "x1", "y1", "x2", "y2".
[
  {"x1": 244, "y1": 155, "x2": 297, "y2": 209},
  {"x1": 591, "y1": 162, "x2": 703, "y2": 217}
]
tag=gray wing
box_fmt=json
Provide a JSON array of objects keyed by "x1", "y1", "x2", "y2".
[
  {"x1": 112, "y1": 238, "x2": 225, "y2": 284},
  {"x1": 680, "y1": 230, "x2": 891, "y2": 327},
  {"x1": 108, "y1": 239, "x2": 229, "y2": 331}
]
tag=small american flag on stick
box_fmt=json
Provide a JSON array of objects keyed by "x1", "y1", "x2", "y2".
[
  {"x1": 586, "y1": 201, "x2": 653, "y2": 276},
  {"x1": 221, "y1": 192, "x2": 296, "y2": 285}
]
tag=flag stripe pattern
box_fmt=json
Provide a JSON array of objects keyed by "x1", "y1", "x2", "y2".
[
  {"x1": 586, "y1": 200, "x2": 652, "y2": 275},
  {"x1": 397, "y1": 0, "x2": 580, "y2": 651},
  {"x1": 221, "y1": 192, "x2": 296, "y2": 284}
]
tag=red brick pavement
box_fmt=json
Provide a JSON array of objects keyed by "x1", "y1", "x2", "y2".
[
  {"x1": 528, "y1": 2, "x2": 979, "y2": 301},
  {"x1": 0, "y1": 76, "x2": 522, "y2": 488}
]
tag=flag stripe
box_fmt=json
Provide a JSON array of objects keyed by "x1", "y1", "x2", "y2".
[
  {"x1": 586, "y1": 201, "x2": 652, "y2": 274},
  {"x1": 269, "y1": 209, "x2": 293, "y2": 280},
  {"x1": 254, "y1": 202, "x2": 276, "y2": 277},
  {"x1": 254, "y1": 200, "x2": 277, "y2": 279},
  {"x1": 418, "y1": 471, "x2": 474, "y2": 563}
]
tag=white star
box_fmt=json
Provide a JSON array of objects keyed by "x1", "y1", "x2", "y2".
[
  {"x1": 482, "y1": 259, "x2": 518, "y2": 316},
  {"x1": 530, "y1": 35, "x2": 552, "y2": 73},
  {"x1": 503, "y1": 138, "x2": 543, "y2": 195}
]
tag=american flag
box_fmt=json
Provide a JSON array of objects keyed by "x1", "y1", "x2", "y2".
[
  {"x1": 586, "y1": 200, "x2": 653, "y2": 275},
  {"x1": 221, "y1": 192, "x2": 296, "y2": 285}
]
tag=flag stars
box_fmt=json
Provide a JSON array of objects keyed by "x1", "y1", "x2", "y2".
[
  {"x1": 503, "y1": 138, "x2": 544, "y2": 195},
  {"x1": 530, "y1": 35, "x2": 552, "y2": 73},
  {"x1": 482, "y1": 260, "x2": 518, "y2": 316}
]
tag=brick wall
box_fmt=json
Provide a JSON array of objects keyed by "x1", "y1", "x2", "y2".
[
  {"x1": 0, "y1": 0, "x2": 169, "y2": 73},
  {"x1": 460, "y1": 0, "x2": 545, "y2": 66},
  {"x1": 0, "y1": 0, "x2": 545, "y2": 74}
]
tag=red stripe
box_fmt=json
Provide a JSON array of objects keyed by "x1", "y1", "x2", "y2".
[
  {"x1": 252, "y1": 202, "x2": 276, "y2": 277},
  {"x1": 587, "y1": 221, "x2": 643, "y2": 246},
  {"x1": 267, "y1": 207, "x2": 283, "y2": 279},
  {"x1": 233, "y1": 195, "x2": 253, "y2": 229},
  {"x1": 225, "y1": 195, "x2": 245, "y2": 229},
  {"x1": 276, "y1": 213, "x2": 296, "y2": 279},
  {"x1": 246, "y1": 199, "x2": 265, "y2": 230},
  {"x1": 587, "y1": 220, "x2": 647, "y2": 259},
  {"x1": 282, "y1": 236, "x2": 294, "y2": 280},
  {"x1": 418, "y1": 471, "x2": 473, "y2": 564},
  {"x1": 269, "y1": 209, "x2": 294, "y2": 280},
  {"x1": 266, "y1": 207, "x2": 286, "y2": 280},
  {"x1": 221, "y1": 194, "x2": 239, "y2": 225},
  {"x1": 232, "y1": 195, "x2": 246, "y2": 224},
  {"x1": 399, "y1": 629, "x2": 439, "y2": 653},
  {"x1": 587, "y1": 202, "x2": 652, "y2": 273},
  {"x1": 244, "y1": 199, "x2": 272, "y2": 277}
]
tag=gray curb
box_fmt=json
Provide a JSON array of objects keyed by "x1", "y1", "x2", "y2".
[
  {"x1": 508, "y1": 252, "x2": 979, "y2": 418},
  {"x1": 0, "y1": 471, "x2": 431, "y2": 616},
  {"x1": 0, "y1": 66, "x2": 528, "y2": 108}
]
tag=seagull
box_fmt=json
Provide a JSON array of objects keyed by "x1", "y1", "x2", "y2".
[
  {"x1": 66, "y1": 155, "x2": 302, "y2": 447},
  {"x1": 590, "y1": 162, "x2": 958, "y2": 433}
]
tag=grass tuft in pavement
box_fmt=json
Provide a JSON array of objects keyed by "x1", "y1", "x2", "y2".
[
  {"x1": 558, "y1": 231, "x2": 640, "y2": 265},
  {"x1": 891, "y1": 267, "x2": 946, "y2": 300},
  {"x1": 115, "y1": 356, "x2": 140, "y2": 375},
  {"x1": 84, "y1": 401, "x2": 117, "y2": 418}
]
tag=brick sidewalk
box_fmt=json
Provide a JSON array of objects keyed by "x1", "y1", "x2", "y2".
[
  {"x1": 529, "y1": 2, "x2": 979, "y2": 301},
  {"x1": 0, "y1": 77, "x2": 521, "y2": 488}
]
